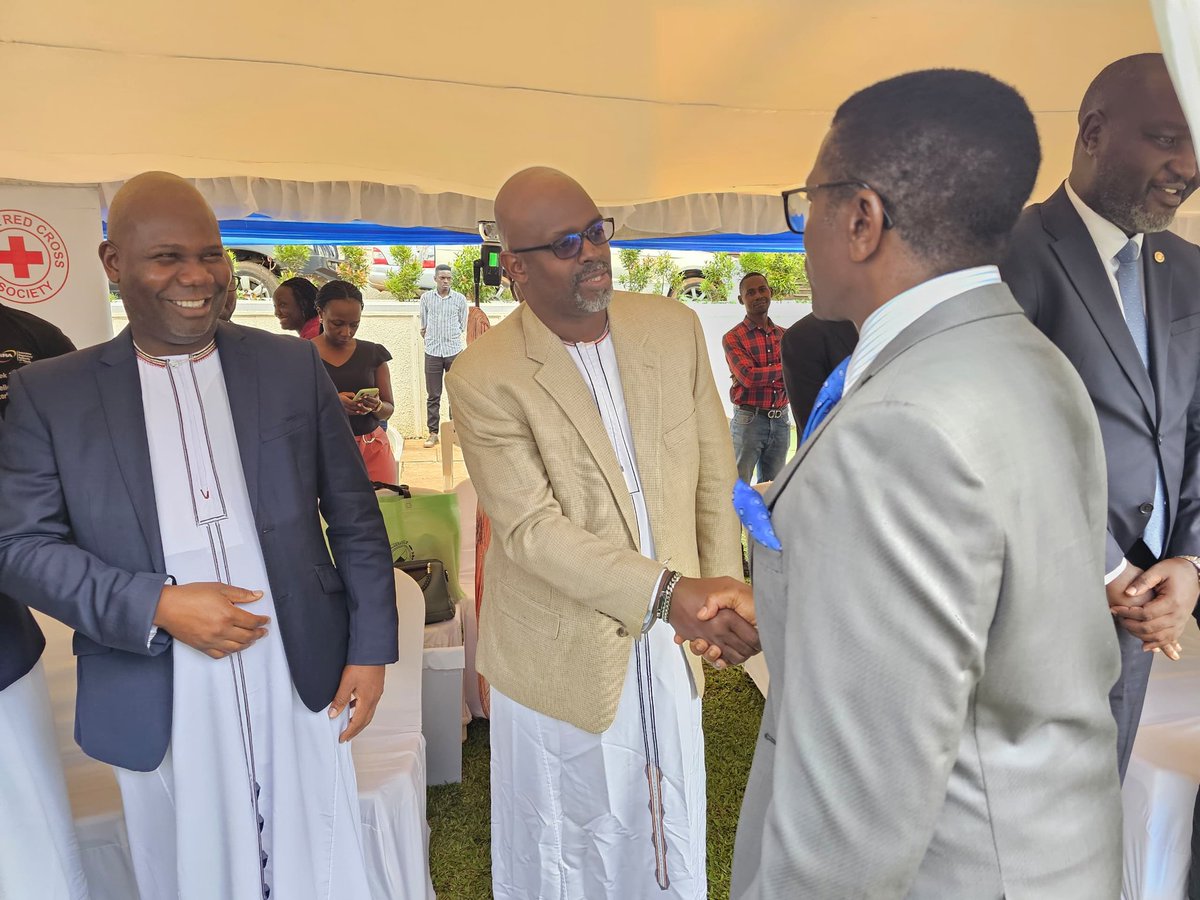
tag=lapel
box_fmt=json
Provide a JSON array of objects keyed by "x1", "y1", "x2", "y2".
[
  {"x1": 94, "y1": 328, "x2": 164, "y2": 571},
  {"x1": 1143, "y1": 232, "x2": 1173, "y2": 425},
  {"x1": 214, "y1": 323, "x2": 261, "y2": 520},
  {"x1": 764, "y1": 284, "x2": 1020, "y2": 509},
  {"x1": 1042, "y1": 186, "x2": 1156, "y2": 420},
  {"x1": 611, "y1": 297, "x2": 663, "y2": 535},
  {"x1": 523, "y1": 302, "x2": 639, "y2": 541}
]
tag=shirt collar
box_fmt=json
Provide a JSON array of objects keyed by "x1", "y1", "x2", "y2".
[
  {"x1": 1064, "y1": 179, "x2": 1144, "y2": 263},
  {"x1": 742, "y1": 315, "x2": 777, "y2": 332},
  {"x1": 844, "y1": 265, "x2": 1002, "y2": 392}
]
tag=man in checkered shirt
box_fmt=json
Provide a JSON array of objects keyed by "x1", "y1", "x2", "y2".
[{"x1": 722, "y1": 272, "x2": 790, "y2": 483}]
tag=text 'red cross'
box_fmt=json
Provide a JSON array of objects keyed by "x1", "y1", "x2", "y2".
[{"x1": 0, "y1": 236, "x2": 45, "y2": 280}]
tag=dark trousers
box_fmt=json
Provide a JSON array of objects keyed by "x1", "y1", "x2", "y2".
[
  {"x1": 425, "y1": 353, "x2": 457, "y2": 434},
  {"x1": 1192, "y1": 791, "x2": 1200, "y2": 900},
  {"x1": 1113, "y1": 540, "x2": 1159, "y2": 781}
]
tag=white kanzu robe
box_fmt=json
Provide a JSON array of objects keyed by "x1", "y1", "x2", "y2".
[
  {"x1": 114, "y1": 345, "x2": 370, "y2": 900},
  {"x1": 0, "y1": 661, "x2": 90, "y2": 900},
  {"x1": 489, "y1": 326, "x2": 708, "y2": 900}
]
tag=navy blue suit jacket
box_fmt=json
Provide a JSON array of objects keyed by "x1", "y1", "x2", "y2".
[
  {"x1": 0, "y1": 323, "x2": 398, "y2": 771},
  {"x1": 0, "y1": 595, "x2": 45, "y2": 691},
  {"x1": 1001, "y1": 186, "x2": 1200, "y2": 572}
]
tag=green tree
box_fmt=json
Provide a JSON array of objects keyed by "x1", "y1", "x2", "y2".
[
  {"x1": 274, "y1": 245, "x2": 312, "y2": 281},
  {"x1": 699, "y1": 251, "x2": 735, "y2": 302},
  {"x1": 334, "y1": 246, "x2": 370, "y2": 289},
  {"x1": 737, "y1": 251, "x2": 809, "y2": 299},
  {"x1": 383, "y1": 246, "x2": 423, "y2": 300},
  {"x1": 650, "y1": 252, "x2": 682, "y2": 296},
  {"x1": 617, "y1": 247, "x2": 653, "y2": 293}
]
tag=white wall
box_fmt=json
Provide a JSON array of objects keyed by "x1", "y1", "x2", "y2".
[
  {"x1": 690, "y1": 300, "x2": 812, "y2": 418},
  {"x1": 111, "y1": 296, "x2": 811, "y2": 435}
]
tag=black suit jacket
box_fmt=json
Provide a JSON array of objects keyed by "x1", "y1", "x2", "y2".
[
  {"x1": 1001, "y1": 185, "x2": 1200, "y2": 571},
  {"x1": 0, "y1": 322, "x2": 398, "y2": 770},
  {"x1": 0, "y1": 304, "x2": 76, "y2": 691},
  {"x1": 780, "y1": 315, "x2": 859, "y2": 427}
]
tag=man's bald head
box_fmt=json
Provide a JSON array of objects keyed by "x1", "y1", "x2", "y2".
[
  {"x1": 493, "y1": 167, "x2": 614, "y2": 336},
  {"x1": 1078, "y1": 54, "x2": 1170, "y2": 126},
  {"x1": 100, "y1": 171, "x2": 232, "y2": 355},
  {"x1": 107, "y1": 172, "x2": 218, "y2": 247},
  {"x1": 1071, "y1": 53, "x2": 1197, "y2": 233},
  {"x1": 494, "y1": 167, "x2": 596, "y2": 251}
]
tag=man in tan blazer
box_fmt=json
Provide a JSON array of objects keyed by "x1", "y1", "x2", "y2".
[
  {"x1": 446, "y1": 167, "x2": 754, "y2": 900},
  {"x1": 722, "y1": 71, "x2": 1123, "y2": 898}
]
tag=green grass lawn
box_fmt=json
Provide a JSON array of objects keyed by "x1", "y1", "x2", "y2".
[{"x1": 427, "y1": 665, "x2": 766, "y2": 898}]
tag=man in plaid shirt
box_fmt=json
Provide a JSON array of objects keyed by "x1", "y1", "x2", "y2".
[{"x1": 722, "y1": 272, "x2": 790, "y2": 483}]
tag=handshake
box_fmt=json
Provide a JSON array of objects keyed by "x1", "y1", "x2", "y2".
[{"x1": 663, "y1": 575, "x2": 760, "y2": 668}]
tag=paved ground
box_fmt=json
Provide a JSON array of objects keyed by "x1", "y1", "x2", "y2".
[{"x1": 394, "y1": 435, "x2": 466, "y2": 492}]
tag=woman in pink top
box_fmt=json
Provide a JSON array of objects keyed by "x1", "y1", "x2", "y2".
[{"x1": 272, "y1": 276, "x2": 321, "y2": 339}]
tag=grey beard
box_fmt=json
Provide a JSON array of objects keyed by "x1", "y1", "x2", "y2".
[
  {"x1": 572, "y1": 286, "x2": 612, "y2": 313},
  {"x1": 1091, "y1": 163, "x2": 1177, "y2": 234}
]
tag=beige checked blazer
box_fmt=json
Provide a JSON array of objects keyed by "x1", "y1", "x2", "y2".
[{"x1": 446, "y1": 291, "x2": 743, "y2": 732}]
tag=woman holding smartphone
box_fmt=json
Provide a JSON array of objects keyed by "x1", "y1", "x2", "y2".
[{"x1": 313, "y1": 280, "x2": 398, "y2": 482}]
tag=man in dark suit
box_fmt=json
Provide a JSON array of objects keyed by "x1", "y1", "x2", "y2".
[
  {"x1": 0, "y1": 304, "x2": 86, "y2": 899},
  {"x1": 1001, "y1": 54, "x2": 1200, "y2": 787},
  {"x1": 780, "y1": 314, "x2": 858, "y2": 427},
  {"x1": 0, "y1": 172, "x2": 397, "y2": 899}
]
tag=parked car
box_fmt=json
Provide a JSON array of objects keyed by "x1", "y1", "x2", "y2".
[
  {"x1": 228, "y1": 245, "x2": 340, "y2": 301},
  {"x1": 367, "y1": 246, "x2": 461, "y2": 297},
  {"x1": 366, "y1": 246, "x2": 435, "y2": 295}
]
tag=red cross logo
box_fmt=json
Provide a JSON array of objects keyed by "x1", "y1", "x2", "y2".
[
  {"x1": 0, "y1": 211, "x2": 71, "y2": 305},
  {"x1": 0, "y1": 236, "x2": 45, "y2": 280}
]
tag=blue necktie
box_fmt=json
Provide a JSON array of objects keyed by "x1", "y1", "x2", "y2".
[
  {"x1": 802, "y1": 356, "x2": 851, "y2": 443},
  {"x1": 1116, "y1": 239, "x2": 1167, "y2": 557}
]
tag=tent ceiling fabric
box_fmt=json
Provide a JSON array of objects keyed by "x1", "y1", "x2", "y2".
[{"x1": 2, "y1": 0, "x2": 1195, "y2": 235}]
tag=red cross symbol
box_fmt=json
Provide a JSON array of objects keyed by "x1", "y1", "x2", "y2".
[{"x1": 0, "y1": 236, "x2": 45, "y2": 280}]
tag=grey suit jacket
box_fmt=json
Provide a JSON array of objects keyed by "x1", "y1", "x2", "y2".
[
  {"x1": 0, "y1": 323, "x2": 398, "y2": 771},
  {"x1": 731, "y1": 285, "x2": 1122, "y2": 899},
  {"x1": 1002, "y1": 186, "x2": 1200, "y2": 570}
]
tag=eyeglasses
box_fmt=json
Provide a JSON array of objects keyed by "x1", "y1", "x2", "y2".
[
  {"x1": 510, "y1": 218, "x2": 615, "y2": 260},
  {"x1": 781, "y1": 182, "x2": 894, "y2": 235}
]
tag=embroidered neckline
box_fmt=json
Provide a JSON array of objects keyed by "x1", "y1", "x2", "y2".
[
  {"x1": 134, "y1": 339, "x2": 218, "y2": 368},
  {"x1": 561, "y1": 317, "x2": 611, "y2": 347}
]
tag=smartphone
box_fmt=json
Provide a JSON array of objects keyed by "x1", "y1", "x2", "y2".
[{"x1": 352, "y1": 388, "x2": 380, "y2": 402}]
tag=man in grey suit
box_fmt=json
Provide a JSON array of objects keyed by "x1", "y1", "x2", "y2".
[
  {"x1": 0, "y1": 172, "x2": 397, "y2": 898},
  {"x1": 722, "y1": 70, "x2": 1122, "y2": 898},
  {"x1": 1000, "y1": 51, "x2": 1200, "y2": 895}
]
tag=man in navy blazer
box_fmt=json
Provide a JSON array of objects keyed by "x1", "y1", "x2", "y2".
[
  {"x1": 1001, "y1": 54, "x2": 1200, "y2": 897},
  {"x1": 0, "y1": 316, "x2": 400, "y2": 767},
  {"x1": 0, "y1": 303, "x2": 86, "y2": 899},
  {"x1": 0, "y1": 172, "x2": 397, "y2": 897}
]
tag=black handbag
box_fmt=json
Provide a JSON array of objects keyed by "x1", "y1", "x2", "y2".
[{"x1": 396, "y1": 558, "x2": 456, "y2": 626}]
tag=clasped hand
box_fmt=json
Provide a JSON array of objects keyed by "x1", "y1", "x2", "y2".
[
  {"x1": 1108, "y1": 558, "x2": 1199, "y2": 661},
  {"x1": 665, "y1": 575, "x2": 760, "y2": 668}
]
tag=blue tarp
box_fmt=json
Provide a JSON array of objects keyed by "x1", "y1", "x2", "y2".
[{"x1": 209, "y1": 215, "x2": 805, "y2": 253}]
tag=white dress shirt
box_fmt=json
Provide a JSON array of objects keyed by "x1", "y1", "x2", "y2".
[{"x1": 845, "y1": 266, "x2": 1002, "y2": 393}]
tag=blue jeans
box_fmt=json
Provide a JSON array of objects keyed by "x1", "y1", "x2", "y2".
[{"x1": 730, "y1": 407, "x2": 791, "y2": 484}]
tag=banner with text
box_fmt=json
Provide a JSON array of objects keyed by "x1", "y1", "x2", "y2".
[{"x1": 0, "y1": 185, "x2": 112, "y2": 349}]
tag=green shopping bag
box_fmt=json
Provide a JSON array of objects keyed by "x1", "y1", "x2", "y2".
[{"x1": 375, "y1": 486, "x2": 463, "y2": 601}]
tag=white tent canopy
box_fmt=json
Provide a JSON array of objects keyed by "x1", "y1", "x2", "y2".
[{"x1": 2, "y1": 0, "x2": 1195, "y2": 237}]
